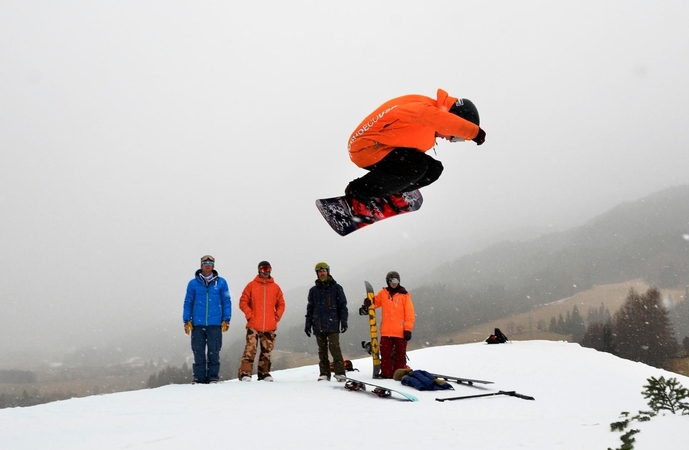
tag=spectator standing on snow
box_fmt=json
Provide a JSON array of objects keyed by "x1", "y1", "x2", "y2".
[
  {"x1": 305, "y1": 262, "x2": 349, "y2": 381},
  {"x1": 183, "y1": 255, "x2": 232, "y2": 384},
  {"x1": 237, "y1": 261, "x2": 286, "y2": 382}
]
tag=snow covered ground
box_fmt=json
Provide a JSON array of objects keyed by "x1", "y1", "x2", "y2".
[{"x1": 1, "y1": 341, "x2": 687, "y2": 449}]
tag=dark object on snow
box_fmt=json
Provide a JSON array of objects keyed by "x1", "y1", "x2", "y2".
[
  {"x1": 436, "y1": 390, "x2": 535, "y2": 402},
  {"x1": 395, "y1": 369, "x2": 454, "y2": 391},
  {"x1": 486, "y1": 328, "x2": 509, "y2": 344},
  {"x1": 431, "y1": 373, "x2": 494, "y2": 386},
  {"x1": 331, "y1": 360, "x2": 357, "y2": 372}
]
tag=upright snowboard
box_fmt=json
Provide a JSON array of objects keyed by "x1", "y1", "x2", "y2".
[
  {"x1": 316, "y1": 190, "x2": 423, "y2": 236},
  {"x1": 362, "y1": 281, "x2": 381, "y2": 378}
]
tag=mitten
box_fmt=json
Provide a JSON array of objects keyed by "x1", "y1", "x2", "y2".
[
  {"x1": 305, "y1": 326, "x2": 311, "y2": 338},
  {"x1": 404, "y1": 330, "x2": 412, "y2": 341},
  {"x1": 221, "y1": 321, "x2": 230, "y2": 332},
  {"x1": 184, "y1": 321, "x2": 193, "y2": 335},
  {"x1": 472, "y1": 127, "x2": 486, "y2": 145}
]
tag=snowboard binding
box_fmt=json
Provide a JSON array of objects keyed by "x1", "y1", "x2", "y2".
[
  {"x1": 373, "y1": 387, "x2": 391, "y2": 398},
  {"x1": 345, "y1": 380, "x2": 366, "y2": 391}
]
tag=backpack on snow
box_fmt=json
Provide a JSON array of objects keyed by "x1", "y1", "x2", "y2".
[
  {"x1": 486, "y1": 328, "x2": 509, "y2": 344},
  {"x1": 330, "y1": 360, "x2": 357, "y2": 372}
]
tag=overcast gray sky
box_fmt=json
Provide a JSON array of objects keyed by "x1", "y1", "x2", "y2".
[{"x1": 2, "y1": 1, "x2": 689, "y2": 359}]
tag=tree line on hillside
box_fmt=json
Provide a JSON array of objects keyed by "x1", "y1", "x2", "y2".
[{"x1": 556, "y1": 287, "x2": 687, "y2": 370}]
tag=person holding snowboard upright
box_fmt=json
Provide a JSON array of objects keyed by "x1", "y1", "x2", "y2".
[
  {"x1": 360, "y1": 271, "x2": 415, "y2": 379},
  {"x1": 345, "y1": 89, "x2": 485, "y2": 221},
  {"x1": 237, "y1": 261, "x2": 286, "y2": 382},
  {"x1": 305, "y1": 262, "x2": 349, "y2": 381}
]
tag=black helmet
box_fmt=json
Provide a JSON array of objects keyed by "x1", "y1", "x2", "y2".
[
  {"x1": 385, "y1": 271, "x2": 400, "y2": 284},
  {"x1": 449, "y1": 98, "x2": 480, "y2": 126}
]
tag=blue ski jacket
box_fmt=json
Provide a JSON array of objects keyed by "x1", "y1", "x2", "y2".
[
  {"x1": 400, "y1": 370, "x2": 454, "y2": 391},
  {"x1": 305, "y1": 276, "x2": 348, "y2": 334},
  {"x1": 183, "y1": 269, "x2": 232, "y2": 326}
]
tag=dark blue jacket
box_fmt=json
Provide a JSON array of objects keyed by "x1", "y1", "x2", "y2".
[
  {"x1": 401, "y1": 370, "x2": 454, "y2": 391},
  {"x1": 183, "y1": 269, "x2": 232, "y2": 326},
  {"x1": 305, "y1": 277, "x2": 348, "y2": 334}
]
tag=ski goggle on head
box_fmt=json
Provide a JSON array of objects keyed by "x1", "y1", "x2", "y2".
[{"x1": 200, "y1": 255, "x2": 215, "y2": 266}]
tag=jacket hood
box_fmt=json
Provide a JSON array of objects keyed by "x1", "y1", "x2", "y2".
[
  {"x1": 195, "y1": 268, "x2": 219, "y2": 284},
  {"x1": 253, "y1": 274, "x2": 275, "y2": 283},
  {"x1": 386, "y1": 285, "x2": 408, "y2": 295},
  {"x1": 315, "y1": 275, "x2": 336, "y2": 287},
  {"x1": 436, "y1": 88, "x2": 458, "y2": 112}
]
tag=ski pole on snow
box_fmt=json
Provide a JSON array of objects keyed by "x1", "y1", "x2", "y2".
[{"x1": 435, "y1": 390, "x2": 535, "y2": 402}]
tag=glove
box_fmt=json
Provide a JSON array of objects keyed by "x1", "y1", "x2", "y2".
[
  {"x1": 404, "y1": 330, "x2": 412, "y2": 341},
  {"x1": 472, "y1": 127, "x2": 486, "y2": 145},
  {"x1": 341, "y1": 325, "x2": 347, "y2": 333},
  {"x1": 305, "y1": 327, "x2": 311, "y2": 338},
  {"x1": 359, "y1": 298, "x2": 372, "y2": 316},
  {"x1": 184, "y1": 321, "x2": 193, "y2": 335},
  {"x1": 221, "y1": 321, "x2": 230, "y2": 332}
]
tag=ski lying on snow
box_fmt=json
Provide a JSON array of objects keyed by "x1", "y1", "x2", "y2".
[
  {"x1": 334, "y1": 375, "x2": 419, "y2": 402},
  {"x1": 430, "y1": 373, "x2": 494, "y2": 386},
  {"x1": 436, "y1": 390, "x2": 535, "y2": 402}
]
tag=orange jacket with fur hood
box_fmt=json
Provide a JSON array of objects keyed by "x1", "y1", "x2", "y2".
[
  {"x1": 348, "y1": 89, "x2": 480, "y2": 168},
  {"x1": 239, "y1": 275, "x2": 286, "y2": 332}
]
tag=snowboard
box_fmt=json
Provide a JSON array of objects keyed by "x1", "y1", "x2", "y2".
[
  {"x1": 315, "y1": 190, "x2": 423, "y2": 236},
  {"x1": 334, "y1": 375, "x2": 419, "y2": 402},
  {"x1": 431, "y1": 373, "x2": 494, "y2": 386},
  {"x1": 361, "y1": 281, "x2": 381, "y2": 379}
]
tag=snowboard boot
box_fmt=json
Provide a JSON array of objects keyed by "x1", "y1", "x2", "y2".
[
  {"x1": 346, "y1": 197, "x2": 380, "y2": 223},
  {"x1": 383, "y1": 192, "x2": 412, "y2": 213}
]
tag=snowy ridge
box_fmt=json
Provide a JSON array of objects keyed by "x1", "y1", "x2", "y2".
[{"x1": 1, "y1": 341, "x2": 688, "y2": 450}]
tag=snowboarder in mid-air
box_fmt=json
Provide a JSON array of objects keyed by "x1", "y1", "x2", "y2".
[{"x1": 345, "y1": 88, "x2": 486, "y2": 222}]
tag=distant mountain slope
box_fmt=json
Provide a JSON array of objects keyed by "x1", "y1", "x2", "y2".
[{"x1": 411, "y1": 184, "x2": 689, "y2": 341}]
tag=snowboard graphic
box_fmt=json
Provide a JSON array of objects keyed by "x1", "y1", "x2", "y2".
[
  {"x1": 334, "y1": 375, "x2": 419, "y2": 402},
  {"x1": 315, "y1": 190, "x2": 423, "y2": 236},
  {"x1": 362, "y1": 281, "x2": 381, "y2": 379}
]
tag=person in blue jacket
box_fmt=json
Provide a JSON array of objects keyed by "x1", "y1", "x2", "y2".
[{"x1": 183, "y1": 255, "x2": 232, "y2": 384}]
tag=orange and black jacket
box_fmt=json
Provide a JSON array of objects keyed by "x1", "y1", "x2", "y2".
[{"x1": 348, "y1": 88, "x2": 480, "y2": 168}]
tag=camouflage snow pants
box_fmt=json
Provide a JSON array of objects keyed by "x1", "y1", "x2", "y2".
[{"x1": 238, "y1": 328, "x2": 276, "y2": 379}]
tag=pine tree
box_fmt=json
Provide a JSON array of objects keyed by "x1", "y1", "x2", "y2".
[
  {"x1": 549, "y1": 316, "x2": 557, "y2": 333},
  {"x1": 613, "y1": 287, "x2": 678, "y2": 369},
  {"x1": 642, "y1": 376, "x2": 689, "y2": 414},
  {"x1": 570, "y1": 305, "x2": 587, "y2": 342}
]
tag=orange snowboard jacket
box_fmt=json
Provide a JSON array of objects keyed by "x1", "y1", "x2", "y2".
[
  {"x1": 348, "y1": 88, "x2": 481, "y2": 168},
  {"x1": 239, "y1": 275, "x2": 286, "y2": 332},
  {"x1": 373, "y1": 287, "x2": 415, "y2": 339}
]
